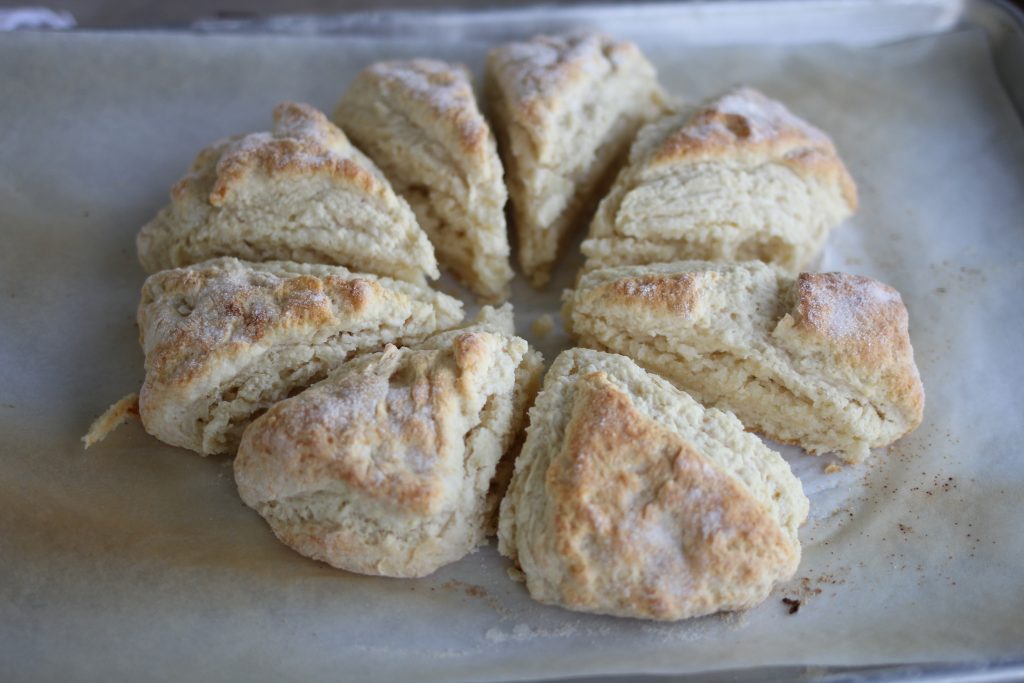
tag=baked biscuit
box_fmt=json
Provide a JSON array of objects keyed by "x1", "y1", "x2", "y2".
[
  {"x1": 137, "y1": 102, "x2": 438, "y2": 286},
  {"x1": 137, "y1": 257, "x2": 463, "y2": 456},
  {"x1": 498, "y1": 348, "x2": 807, "y2": 621},
  {"x1": 564, "y1": 261, "x2": 924, "y2": 462},
  {"x1": 234, "y1": 306, "x2": 544, "y2": 578},
  {"x1": 335, "y1": 59, "x2": 514, "y2": 302},
  {"x1": 580, "y1": 87, "x2": 857, "y2": 275},
  {"x1": 486, "y1": 32, "x2": 667, "y2": 286}
]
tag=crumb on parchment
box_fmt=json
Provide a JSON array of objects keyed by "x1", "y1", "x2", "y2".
[
  {"x1": 82, "y1": 393, "x2": 139, "y2": 449},
  {"x1": 531, "y1": 313, "x2": 554, "y2": 339}
]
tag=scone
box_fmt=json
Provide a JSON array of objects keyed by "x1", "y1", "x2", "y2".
[
  {"x1": 498, "y1": 348, "x2": 807, "y2": 621},
  {"x1": 137, "y1": 102, "x2": 438, "y2": 286},
  {"x1": 580, "y1": 87, "x2": 857, "y2": 275},
  {"x1": 137, "y1": 257, "x2": 463, "y2": 456},
  {"x1": 564, "y1": 261, "x2": 924, "y2": 462},
  {"x1": 334, "y1": 59, "x2": 514, "y2": 302},
  {"x1": 486, "y1": 32, "x2": 667, "y2": 286},
  {"x1": 234, "y1": 306, "x2": 544, "y2": 578}
]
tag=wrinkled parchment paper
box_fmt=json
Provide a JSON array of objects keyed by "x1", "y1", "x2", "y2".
[{"x1": 1, "y1": 25, "x2": 1023, "y2": 682}]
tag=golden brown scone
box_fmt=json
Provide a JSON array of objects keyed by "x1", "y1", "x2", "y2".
[
  {"x1": 137, "y1": 102, "x2": 438, "y2": 286},
  {"x1": 580, "y1": 87, "x2": 857, "y2": 275},
  {"x1": 564, "y1": 261, "x2": 924, "y2": 462},
  {"x1": 486, "y1": 32, "x2": 667, "y2": 286},
  {"x1": 335, "y1": 59, "x2": 513, "y2": 302},
  {"x1": 498, "y1": 348, "x2": 807, "y2": 621},
  {"x1": 136, "y1": 257, "x2": 463, "y2": 456},
  {"x1": 234, "y1": 306, "x2": 544, "y2": 578}
]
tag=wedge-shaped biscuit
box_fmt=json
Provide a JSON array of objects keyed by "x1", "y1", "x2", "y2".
[
  {"x1": 137, "y1": 257, "x2": 463, "y2": 456},
  {"x1": 137, "y1": 102, "x2": 438, "y2": 286},
  {"x1": 565, "y1": 261, "x2": 924, "y2": 462},
  {"x1": 486, "y1": 32, "x2": 667, "y2": 286},
  {"x1": 234, "y1": 306, "x2": 544, "y2": 578},
  {"x1": 498, "y1": 348, "x2": 807, "y2": 621},
  {"x1": 335, "y1": 60, "x2": 513, "y2": 302},
  {"x1": 581, "y1": 87, "x2": 857, "y2": 275}
]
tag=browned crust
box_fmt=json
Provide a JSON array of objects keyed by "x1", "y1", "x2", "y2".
[
  {"x1": 486, "y1": 32, "x2": 646, "y2": 128},
  {"x1": 240, "y1": 344, "x2": 459, "y2": 516},
  {"x1": 652, "y1": 88, "x2": 857, "y2": 211},
  {"x1": 792, "y1": 273, "x2": 906, "y2": 358},
  {"x1": 237, "y1": 330, "x2": 519, "y2": 517},
  {"x1": 170, "y1": 102, "x2": 384, "y2": 210},
  {"x1": 787, "y1": 271, "x2": 925, "y2": 427},
  {"x1": 139, "y1": 264, "x2": 385, "y2": 389},
  {"x1": 545, "y1": 372, "x2": 797, "y2": 619},
  {"x1": 216, "y1": 102, "x2": 380, "y2": 204},
  {"x1": 575, "y1": 265, "x2": 924, "y2": 439},
  {"x1": 348, "y1": 59, "x2": 490, "y2": 157},
  {"x1": 600, "y1": 271, "x2": 712, "y2": 315}
]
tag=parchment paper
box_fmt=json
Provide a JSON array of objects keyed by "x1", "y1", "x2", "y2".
[{"x1": 1, "y1": 25, "x2": 1023, "y2": 682}]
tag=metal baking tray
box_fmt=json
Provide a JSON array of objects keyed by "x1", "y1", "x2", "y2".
[
  {"x1": 196, "y1": 0, "x2": 1024, "y2": 114},
  {"x1": 2, "y1": 1, "x2": 1023, "y2": 681}
]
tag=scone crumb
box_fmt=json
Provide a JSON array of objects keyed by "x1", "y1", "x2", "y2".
[
  {"x1": 531, "y1": 313, "x2": 554, "y2": 339},
  {"x1": 82, "y1": 393, "x2": 140, "y2": 449},
  {"x1": 824, "y1": 462, "x2": 843, "y2": 474},
  {"x1": 506, "y1": 565, "x2": 526, "y2": 583}
]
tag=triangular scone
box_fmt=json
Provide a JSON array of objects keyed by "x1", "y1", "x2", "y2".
[
  {"x1": 234, "y1": 306, "x2": 544, "y2": 578},
  {"x1": 498, "y1": 348, "x2": 807, "y2": 621},
  {"x1": 335, "y1": 60, "x2": 514, "y2": 303},
  {"x1": 137, "y1": 102, "x2": 438, "y2": 286},
  {"x1": 137, "y1": 257, "x2": 463, "y2": 456},
  {"x1": 564, "y1": 261, "x2": 924, "y2": 462},
  {"x1": 486, "y1": 32, "x2": 667, "y2": 287},
  {"x1": 580, "y1": 88, "x2": 857, "y2": 275}
]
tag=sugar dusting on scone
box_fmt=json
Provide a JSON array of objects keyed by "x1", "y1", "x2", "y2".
[
  {"x1": 486, "y1": 32, "x2": 668, "y2": 286},
  {"x1": 335, "y1": 60, "x2": 513, "y2": 302},
  {"x1": 565, "y1": 261, "x2": 923, "y2": 462},
  {"x1": 135, "y1": 257, "x2": 463, "y2": 456},
  {"x1": 235, "y1": 306, "x2": 543, "y2": 578},
  {"x1": 581, "y1": 87, "x2": 857, "y2": 276},
  {"x1": 498, "y1": 348, "x2": 807, "y2": 620},
  {"x1": 137, "y1": 102, "x2": 438, "y2": 286}
]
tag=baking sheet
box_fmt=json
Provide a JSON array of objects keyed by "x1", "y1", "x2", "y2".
[{"x1": 1, "y1": 22, "x2": 1023, "y2": 683}]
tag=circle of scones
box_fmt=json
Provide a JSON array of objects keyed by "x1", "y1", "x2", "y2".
[
  {"x1": 497, "y1": 348, "x2": 808, "y2": 621},
  {"x1": 136, "y1": 102, "x2": 439, "y2": 286},
  {"x1": 580, "y1": 87, "x2": 858, "y2": 275},
  {"x1": 335, "y1": 59, "x2": 514, "y2": 303},
  {"x1": 87, "y1": 30, "x2": 927, "y2": 622},
  {"x1": 563, "y1": 260, "x2": 924, "y2": 463},
  {"x1": 234, "y1": 306, "x2": 543, "y2": 578}
]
